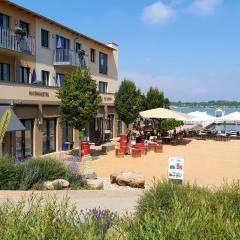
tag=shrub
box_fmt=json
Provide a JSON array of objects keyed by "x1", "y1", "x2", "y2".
[
  {"x1": 0, "y1": 196, "x2": 118, "y2": 240},
  {"x1": 0, "y1": 156, "x2": 87, "y2": 190},
  {"x1": 0, "y1": 156, "x2": 19, "y2": 190},
  {"x1": 120, "y1": 180, "x2": 240, "y2": 239}
]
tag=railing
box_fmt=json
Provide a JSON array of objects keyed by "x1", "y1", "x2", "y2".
[
  {"x1": 53, "y1": 49, "x2": 89, "y2": 68},
  {"x1": 0, "y1": 27, "x2": 35, "y2": 56}
]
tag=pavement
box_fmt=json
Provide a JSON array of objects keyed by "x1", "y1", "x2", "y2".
[{"x1": 0, "y1": 189, "x2": 144, "y2": 215}]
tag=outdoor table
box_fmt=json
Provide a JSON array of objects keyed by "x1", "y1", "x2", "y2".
[{"x1": 163, "y1": 136, "x2": 173, "y2": 144}]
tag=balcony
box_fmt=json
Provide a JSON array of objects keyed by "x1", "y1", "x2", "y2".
[
  {"x1": 0, "y1": 27, "x2": 35, "y2": 56},
  {"x1": 53, "y1": 49, "x2": 89, "y2": 68}
]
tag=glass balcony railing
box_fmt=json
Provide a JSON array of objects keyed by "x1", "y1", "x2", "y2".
[
  {"x1": 0, "y1": 27, "x2": 35, "y2": 56},
  {"x1": 53, "y1": 49, "x2": 89, "y2": 68}
]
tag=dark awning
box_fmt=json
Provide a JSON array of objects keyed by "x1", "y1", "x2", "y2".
[{"x1": 0, "y1": 106, "x2": 25, "y2": 132}]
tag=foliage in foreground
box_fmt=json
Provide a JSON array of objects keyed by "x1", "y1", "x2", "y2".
[
  {"x1": 157, "y1": 118, "x2": 183, "y2": 132},
  {"x1": 121, "y1": 180, "x2": 240, "y2": 239},
  {"x1": 0, "y1": 196, "x2": 118, "y2": 240},
  {"x1": 0, "y1": 156, "x2": 86, "y2": 190},
  {"x1": 0, "y1": 181, "x2": 240, "y2": 239}
]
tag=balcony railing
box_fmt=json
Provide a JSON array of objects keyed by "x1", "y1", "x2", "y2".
[
  {"x1": 53, "y1": 49, "x2": 89, "y2": 68},
  {"x1": 0, "y1": 27, "x2": 35, "y2": 56}
]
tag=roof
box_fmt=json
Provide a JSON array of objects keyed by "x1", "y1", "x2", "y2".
[
  {"x1": 220, "y1": 112, "x2": 240, "y2": 121},
  {"x1": 5, "y1": 1, "x2": 116, "y2": 51},
  {"x1": 0, "y1": 106, "x2": 25, "y2": 132}
]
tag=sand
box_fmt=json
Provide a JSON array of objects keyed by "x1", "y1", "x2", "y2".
[{"x1": 92, "y1": 139, "x2": 240, "y2": 187}]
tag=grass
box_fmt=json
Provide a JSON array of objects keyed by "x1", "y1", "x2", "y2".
[
  {"x1": 120, "y1": 180, "x2": 240, "y2": 239},
  {"x1": 0, "y1": 156, "x2": 87, "y2": 190},
  {"x1": 0, "y1": 196, "x2": 118, "y2": 240}
]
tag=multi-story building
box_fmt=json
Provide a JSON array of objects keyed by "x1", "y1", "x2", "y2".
[{"x1": 0, "y1": 0, "x2": 122, "y2": 159}]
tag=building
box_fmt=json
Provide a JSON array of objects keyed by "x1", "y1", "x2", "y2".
[{"x1": 0, "y1": 0, "x2": 123, "y2": 159}]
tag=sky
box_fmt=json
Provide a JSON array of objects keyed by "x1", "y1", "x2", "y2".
[{"x1": 11, "y1": 0, "x2": 240, "y2": 102}]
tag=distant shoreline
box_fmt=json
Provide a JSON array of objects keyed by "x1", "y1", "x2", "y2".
[{"x1": 171, "y1": 105, "x2": 240, "y2": 109}]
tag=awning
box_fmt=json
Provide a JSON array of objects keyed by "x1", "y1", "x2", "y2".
[
  {"x1": 139, "y1": 108, "x2": 192, "y2": 120},
  {"x1": 0, "y1": 106, "x2": 25, "y2": 132}
]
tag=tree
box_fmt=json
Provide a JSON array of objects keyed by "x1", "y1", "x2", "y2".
[
  {"x1": 115, "y1": 79, "x2": 142, "y2": 129},
  {"x1": 57, "y1": 68, "x2": 100, "y2": 158},
  {"x1": 145, "y1": 87, "x2": 165, "y2": 110}
]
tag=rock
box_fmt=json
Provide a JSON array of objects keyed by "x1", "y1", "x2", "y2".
[
  {"x1": 114, "y1": 171, "x2": 145, "y2": 189},
  {"x1": 87, "y1": 179, "x2": 104, "y2": 190},
  {"x1": 52, "y1": 179, "x2": 70, "y2": 188},
  {"x1": 43, "y1": 179, "x2": 70, "y2": 190},
  {"x1": 43, "y1": 181, "x2": 54, "y2": 190},
  {"x1": 110, "y1": 173, "x2": 118, "y2": 184},
  {"x1": 82, "y1": 172, "x2": 97, "y2": 179}
]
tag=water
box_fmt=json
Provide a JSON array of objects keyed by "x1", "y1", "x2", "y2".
[{"x1": 173, "y1": 107, "x2": 240, "y2": 132}]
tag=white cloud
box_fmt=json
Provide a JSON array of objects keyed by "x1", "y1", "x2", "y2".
[
  {"x1": 189, "y1": 0, "x2": 224, "y2": 16},
  {"x1": 141, "y1": 1, "x2": 175, "y2": 24}
]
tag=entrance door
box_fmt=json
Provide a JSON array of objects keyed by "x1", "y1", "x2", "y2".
[
  {"x1": 43, "y1": 118, "x2": 56, "y2": 154},
  {"x1": 15, "y1": 119, "x2": 33, "y2": 160},
  {"x1": 107, "y1": 115, "x2": 114, "y2": 139}
]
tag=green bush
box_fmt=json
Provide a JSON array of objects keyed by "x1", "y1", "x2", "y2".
[
  {"x1": 120, "y1": 180, "x2": 240, "y2": 239},
  {"x1": 0, "y1": 196, "x2": 118, "y2": 240},
  {"x1": 0, "y1": 156, "x2": 87, "y2": 190},
  {"x1": 158, "y1": 119, "x2": 183, "y2": 132},
  {"x1": 0, "y1": 156, "x2": 19, "y2": 190}
]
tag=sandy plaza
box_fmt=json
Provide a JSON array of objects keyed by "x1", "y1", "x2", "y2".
[{"x1": 92, "y1": 139, "x2": 240, "y2": 188}]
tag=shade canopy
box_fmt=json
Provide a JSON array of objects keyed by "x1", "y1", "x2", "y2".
[
  {"x1": 184, "y1": 111, "x2": 216, "y2": 126},
  {"x1": 219, "y1": 112, "x2": 240, "y2": 122},
  {"x1": 139, "y1": 108, "x2": 191, "y2": 120},
  {"x1": 0, "y1": 106, "x2": 25, "y2": 132}
]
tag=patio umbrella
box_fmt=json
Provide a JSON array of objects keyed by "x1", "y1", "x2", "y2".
[
  {"x1": 139, "y1": 108, "x2": 191, "y2": 120},
  {"x1": 219, "y1": 112, "x2": 240, "y2": 122},
  {"x1": 31, "y1": 69, "x2": 37, "y2": 84},
  {"x1": 184, "y1": 111, "x2": 216, "y2": 127}
]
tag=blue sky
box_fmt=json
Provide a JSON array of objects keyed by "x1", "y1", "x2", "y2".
[{"x1": 11, "y1": 0, "x2": 240, "y2": 101}]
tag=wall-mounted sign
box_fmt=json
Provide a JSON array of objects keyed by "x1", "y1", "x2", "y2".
[
  {"x1": 101, "y1": 96, "x2": 113, "y2": 103},
  {"x1": 29, "y1": 91, "x2": 49, "y2": 97},
  {"x1": 0, "y1": 109, "x2": 12, "y2": 145},
  {"x1": 168, "y1": 156, "x2": 184, "y2": 181}
]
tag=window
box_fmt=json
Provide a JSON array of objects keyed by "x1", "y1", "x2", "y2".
[
  {"x1": 99, "y1": 52, "x2": 107, "y2": 74},
  {"x1": 41, "y1": 29, "x2": 49, "y2": 48},
  {"x1": 43, "y1": 118, "x2": 56, "y2": 154},
  {"x1": 56, "y1": 35, "x2": 69, "y2": 49},
  {"x1": 56, "y1": 73, "x2": 64, "y2": 87},
  {"x1": 99, "y1": 81, "x2": 108, "y2": 93},
  {"x1": 75, "y1": 42, "x2": 81, "y2": 52},
  {"x1": 0, "y1": 13, "x2": 9, "y2": 29},
  {"x1": 90, "y1": 48, "x2": 95, "y2": 62},
  {"x1": 42, "y1": 70, "x2": 49, "y2": 86},
  {"x1": 62, "y1": 122, "x2": 73, "y2": 143},
  {"x1": 19, "y1": 20, "x2": 29, "y2": 36},
  {"x1": 0, "y1": 63, "x2": 10, "y2": 81},
  {"x1": 15, "y1": 119, "x2": 33, "y2": 160},
  {"x1": 19, "y1": 66, "x2": 30, "y2": 84}
]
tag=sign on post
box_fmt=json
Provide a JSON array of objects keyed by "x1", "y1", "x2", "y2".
[
  {"x1": 168, "y1": 156, "x2": 184, "y2": 181},
  {"x1": 0, "y1": 109, "x2": 12, "y2": 145}
]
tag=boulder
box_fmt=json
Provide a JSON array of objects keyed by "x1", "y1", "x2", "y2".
[
  {"x1": 87, "y1": 179, "x2": 104, "y2": 190},
  {"x1": 112, "y1": 171, "x2": 145, "y2": 188},
  {"x1": 110, "y1": 173, "x2": 118, "y2": 184},
  {"x1": 43, "y1": 179, "x2": 70, "y2": 190},
  {"x1": 52, "y1": 179, "x2": 70, "y2": 188},
  {"x1": 43, "y1": 181, "x2": 54, "y2": 190}
]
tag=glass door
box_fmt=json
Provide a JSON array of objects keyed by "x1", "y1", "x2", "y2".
[
  {"x1": 107, "y1": 115, "x2": 114, "y2": 139},
  {"x1": 43, "y1": 118, "x2": 56, "y2": 154},
  {"x1": 15, "y1": 119, "x2": 33, "y2": 160}
]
